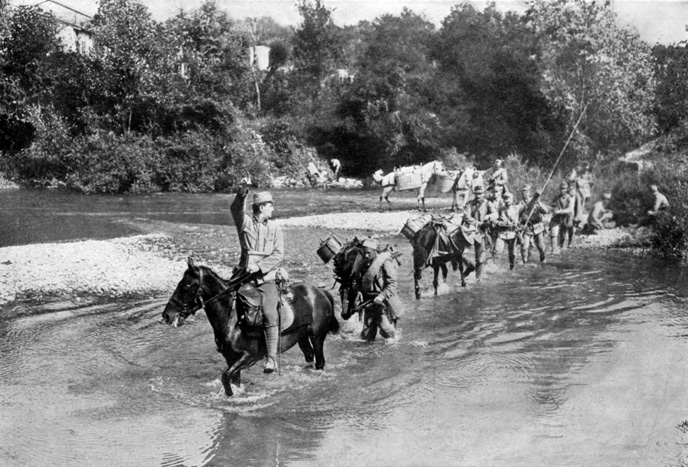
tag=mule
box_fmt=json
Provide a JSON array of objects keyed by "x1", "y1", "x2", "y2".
[
  {"x1": 450, "y1": 167, "x2": 485, "y2": 212},
  {"x1": 372, "y1": 160, "x2": 445, "y2": 211},
  {"x1": 332, "y1": 239, "x2": 400, "y2": 340},
  {"x1": 411, "y1": 217, "x2": 476, "y2": 299},
  {"x1": 161, "y1": 258, "x2": 339, "y2": 397}
]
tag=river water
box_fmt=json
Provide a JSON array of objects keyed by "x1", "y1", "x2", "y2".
[{"x1": 2, "y1": 188, "x2": 688, "y2": 466}]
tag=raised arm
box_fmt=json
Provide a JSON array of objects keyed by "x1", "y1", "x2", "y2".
[{"x1": 230, "y1": 186, "x2": 250, "y2": 235}]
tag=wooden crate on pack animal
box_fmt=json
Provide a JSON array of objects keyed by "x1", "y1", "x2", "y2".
[{"x1": 396, "y1": 169, "x2": 422, "y2": 191}]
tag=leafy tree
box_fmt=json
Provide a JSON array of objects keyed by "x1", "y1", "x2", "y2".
[
  {"x1": 525, "y1": 0, "x2": 656, "y2": 159},
  {"x1": 312, "y1": 10, "x2": 440, "y2": 175},
  {"x1": 0, "y1": 6, "x2": 60, "y2": 152},
  {"x1": 653, "y1": 44, "x2": 688, "y2": 135},
  {"x1": 292, "y1": 0, "x2": 343, "y2": 99},
  {"x1": 431, "y1": 3, "x2": 561, "y2": 167}
]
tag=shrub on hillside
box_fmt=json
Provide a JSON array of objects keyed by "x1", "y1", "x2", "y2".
[{"x1": 65, "y1": 133, "x2": 162, "y2": 194}]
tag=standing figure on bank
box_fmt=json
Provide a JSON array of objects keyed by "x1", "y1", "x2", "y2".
[
  {"x1": 356, "y1": 238, "x2": 404, "y2": 341},
  {"x1": 230, "y1": 186, "x2": 284, "y2": 373},
  {"x1": 517, "y1": 184, "x2": 548, "y2": 264},
  {"x1": 549, "y1": 181, "x2": 575, "y2": 253},
  {"x1": 462, "y1": 185, "x2": 497, "y2": 280},
  {"x1": 492, "y1": 192, "x2": 519, "y2": 270},
  {"x1": 330, "y1": 158, "x2": 341, "y2": 181},
  {"x1": 487, "y1": 158, "x2": 509, "y2": 197},
  {"x1": 583, "y1": 192, "x2": 613, "y2": 235}
]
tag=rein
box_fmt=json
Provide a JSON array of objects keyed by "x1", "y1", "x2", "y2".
[{"x1": 173, "y1": 268, "x2": 253, "y2": 316}]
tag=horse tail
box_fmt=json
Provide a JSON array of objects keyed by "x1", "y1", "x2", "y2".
[{"x1": 320, "y1": 288, "x2": 340, "y2": 334}]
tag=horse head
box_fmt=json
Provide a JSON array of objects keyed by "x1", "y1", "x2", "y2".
[
  {"x1": 433, "y1": 160, "x2": 445, "y2": 175},
  {"x1": 162, "y1": 257, "x2": 228, "y2": 327}
]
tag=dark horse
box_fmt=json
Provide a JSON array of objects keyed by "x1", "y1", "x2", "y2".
[
  {"x1": 332, "y1": 238, "x2": 400, "y2": 340},
  {"x1": 161, "y1": 258, "x2": 339, "y2": 397},
  {"x1": 411, "y1": 217, "x2": 476, "y2": 299}
]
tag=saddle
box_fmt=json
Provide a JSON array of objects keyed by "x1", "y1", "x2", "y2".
[{"x1": 236, "y1": 282, "x2": 296, "y2": 335}]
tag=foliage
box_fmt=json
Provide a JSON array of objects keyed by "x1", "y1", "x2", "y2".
[
  {"x1": 525, "y1": 0, "x2": 656, "y2": 160},
  {"x1": 292, "y1": 0, "x2": 343, "y2": 98},
  {"x1": 430, "y1": 3, "x2": 563, "y2": 167},
  {"x1": 653, "y1": 44, "x2": 688, "y2": 134}
]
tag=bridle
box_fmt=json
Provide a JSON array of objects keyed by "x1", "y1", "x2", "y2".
[
  {"x1": 168, "y1": 267, "x2": 252, "y2": 320},
  {"x1": 168, "y1": 267, "x2": 208, "y2": 318}
]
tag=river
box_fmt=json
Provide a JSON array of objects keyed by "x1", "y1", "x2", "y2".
[{"x1": 1, "y1": 188, "x2": 688, "y2": 466}]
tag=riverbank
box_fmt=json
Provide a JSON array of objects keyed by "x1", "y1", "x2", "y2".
[{"x1": 0, "y1": 211, "x2": 647, "y2": 306}]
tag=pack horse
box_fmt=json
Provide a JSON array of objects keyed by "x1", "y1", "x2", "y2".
[{"x1": 373, "y1": 160, "x2": 445, "y2": 210}]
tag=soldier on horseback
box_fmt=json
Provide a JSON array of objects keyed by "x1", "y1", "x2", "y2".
[{"x1": 231, "y1": 185, "x2": 284, "y2": 374}]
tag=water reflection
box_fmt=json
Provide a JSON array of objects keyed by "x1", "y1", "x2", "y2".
[{"x1": 3, "y1": 188, "x2": 688, "y2": 465}]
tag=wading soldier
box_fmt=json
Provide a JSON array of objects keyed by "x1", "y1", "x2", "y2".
[
  {"x1": 518, "y1": 185, "x2": 548, "y2": 264},
  {"x1": 231, "y1": 186, "x2": 284, "y2": 374},
  {"x1": 358, "y1": 238, "x2": 403, "y2": 341},
  {"x1": 463, "y1": 185, "x2": 497, "y2": 280},
  {"x1": 549, "y1": 181, "x2": 575, "y2": 254},
  {"x1": 492, "y1": 192, "x2": 519, "y2": 270}
]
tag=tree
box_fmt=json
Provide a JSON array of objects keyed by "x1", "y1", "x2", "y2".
[
  {"x1": 525, "y1": 0, "x2": 656, "y2": 158},
  {"x1": 430, "y1": 3, "x2": 561, "y2": 166},
  {"x1": 314, "y1": 10, "x2": 441, "y2": 175},
  {"x1": 292, "y1": 0, "x2": 343, "y2": 99}
]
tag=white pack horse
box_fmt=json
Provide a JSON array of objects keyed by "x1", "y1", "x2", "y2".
[
  {"x1": 450, "y1": 167, "x2": 485, "y2": 212},
  {"x1": 373, "y1": 160, "x2": 445, "y2": 210}
]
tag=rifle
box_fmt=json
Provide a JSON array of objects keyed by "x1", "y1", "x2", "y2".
[{"x1": 522, "y1": 103, "x2": 589, "y2": 228}]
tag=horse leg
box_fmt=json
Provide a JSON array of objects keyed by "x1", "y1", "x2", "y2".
[
  {"x1": 310, "y1": 333, "x2": 327, "y2": 370},
  {"x1": 414, "y1": 268, "x2": 423, "y2": 300},
  {"x1": 221, "y1": 352, "x2": 255, "y2": 397},
  {"x1": 298, "y1": 334, "x2": 315, "y2": 366},
  {"x1": 432, "y1": 263, "x2": 441, "y2": 295},
  {"x1": 458, "y1": 253, "x2": 466, "y2": 287},
  {"x1": 417, "y1": 185, "x2": 427, "y2": 212}
]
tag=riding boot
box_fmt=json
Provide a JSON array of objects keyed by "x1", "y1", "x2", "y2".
[
  {"x1": 264, "y1": 324, "x2": 279, "y2": 373},
  {"x1": 509, "y1": 255, "x2": 515, "y2": 270}
]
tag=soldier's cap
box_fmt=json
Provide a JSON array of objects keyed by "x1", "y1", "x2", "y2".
[
  {"x1": 602, "y1": 192, "x2": 612, "y2": 200},
  {"x1": 521, "y1": 184, "x2": 532, "y2": 192},
  {"x1": 650, "y1": 184, "x2": 658, "y2": 190},
  {"x1": 253, "y1": 191, "x2": 274, "y2": 205},
  {"x1": 559, "y1": 181, "x2": 569, "y2": 190},
  {"x1": 360, "y1": 238, "x2": 378, "y2": 250},
  {"x1": 473, "y1": 185, "x2": 484, "y2": 194}
]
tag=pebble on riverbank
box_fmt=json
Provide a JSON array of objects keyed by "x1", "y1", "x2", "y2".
[{"x1": 0, "y1": 235, "x2": 190, "y2": 305}]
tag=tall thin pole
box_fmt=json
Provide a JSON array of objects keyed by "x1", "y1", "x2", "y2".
[{"x1": 522, "y1": 103, "x2": 589, "y2": 226}]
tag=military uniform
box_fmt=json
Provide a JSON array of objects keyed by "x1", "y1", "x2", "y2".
[
  {"x1": 462, "y1": 186, "x2": 497, "y2": 279},
  {"x1": 359, "y1": 240, "x2": 404, "y2": 341},
  {"x1": 492, "y1": 194, "x2": 519, "y2": 270},
  {"x1": 230, "y1": 187, "x2": 284, "y2": 372},
  {"x1": 518, "y1": 187, "x2": 548, "y2": 263},
  {"x1": 550, "y1": 183, "x2": 575, "y2": 251}
]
